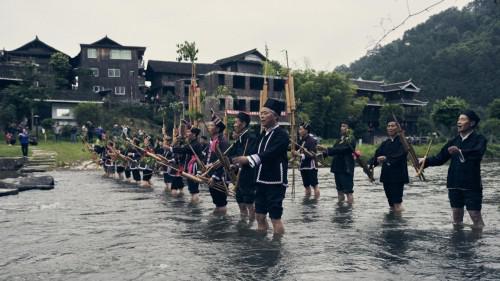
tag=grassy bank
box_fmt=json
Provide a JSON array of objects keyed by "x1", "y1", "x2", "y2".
[
  {"x1": 1, "y1": 137, "x2": 499, "y2": 167},
  {"x1": 0, "y1": 140, "x2": 89, "y2": 166}
]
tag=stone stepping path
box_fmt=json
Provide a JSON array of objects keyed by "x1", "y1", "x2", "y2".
[{"x1": 21, "y1": 148, "x2": 57, "y2": 173}]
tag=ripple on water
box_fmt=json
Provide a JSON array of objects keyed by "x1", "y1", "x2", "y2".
[{"x1": 0, "y1": 166, "x2": 499, "y2": 280}]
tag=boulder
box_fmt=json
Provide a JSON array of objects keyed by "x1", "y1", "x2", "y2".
[
  {"x1": 0, "y1": 175, "x2": 55, "y2": 191},
  {"x1": 0, "y1": 157, "x2": 26, "y2": 171},
  {"x1": 0, "y1": 188, "x2": 19, "y2": 197}
]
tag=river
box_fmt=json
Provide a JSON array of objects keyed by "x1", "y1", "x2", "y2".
[{"x1": 1, "y1": 162, "x2": 499, "y2": 280}]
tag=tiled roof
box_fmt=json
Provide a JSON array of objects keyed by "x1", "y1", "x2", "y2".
[
  {"x1": 351, "y1": 78, "x2": 420, "y2": 93},
  {"x1": 8, "y1": 36, "x2": 67, "y2": 57},
  {"x1": 213, "y1": 48, "x2": 265, "y2": 65}
]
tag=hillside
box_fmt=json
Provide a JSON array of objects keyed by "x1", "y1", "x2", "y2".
[{"x1": 341, "y1": 0, "x2": 500, "y2": 107}]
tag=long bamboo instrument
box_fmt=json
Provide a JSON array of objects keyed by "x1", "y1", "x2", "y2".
[
  {"x1": 392, "y1": 113, "x2": 425, "y2": 181},
  {"x1": 233, "y1": 139, "x2": 249, "y2": 192},
  {"x1": 416, "y1": 138, "x2": 433, "y2": 177}
]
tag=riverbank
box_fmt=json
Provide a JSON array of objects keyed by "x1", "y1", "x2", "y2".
[
  {"x1": 0, "y1": 141, "x2": 88, "y2": 167},
  {"x1": 1, "y1": 139, "x2": 499, "y2": 168}
]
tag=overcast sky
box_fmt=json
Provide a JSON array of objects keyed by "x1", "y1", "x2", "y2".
[{"x1": 1, "y1": 0, "x2": 472, "y2": 70}]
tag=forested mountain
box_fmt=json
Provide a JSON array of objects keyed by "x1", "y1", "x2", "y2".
[{"x1": 340, "y1": 0, "x2": 500, "y2": 107}]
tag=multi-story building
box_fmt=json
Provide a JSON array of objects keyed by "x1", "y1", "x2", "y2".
[
  {"x1": 0, "y1": 36, "x2": 63, "y2": 89},
  {"x1": 71, "y1": 36, "x2": 146, "y2": 103},
  {"x1": 351, "y1": 78, "x2": 427, "y2": 142},
  {"x1": 0, "y1": 36, "x2": 102, "y2": 125},
  {"x1": 146, "y1": 49, "x2": 288, "y2": 126}
]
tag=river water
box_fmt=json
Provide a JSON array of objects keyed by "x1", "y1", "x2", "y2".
[{"x1": 1, "y1": 162, "x2": 499, "y2": 281}]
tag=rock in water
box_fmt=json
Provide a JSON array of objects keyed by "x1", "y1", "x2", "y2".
[{"x1": 0, "y1": 175, "x2": 55, "y2": 191}]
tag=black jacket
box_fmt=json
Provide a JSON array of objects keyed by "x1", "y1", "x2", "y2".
[
  {"x1": 229, "y1": 129, "x2": 258, "y2": 189},
  {"x1": 206, "y1": 134, "x2": 229, "y2": 181},
  {"x1": 172, "y1": 139, "x2": 205, "y2": 174},
  {"x1": 370, "y1": 135, "x2": 409, "y2": 184},
  {"x1": 298, "y1": 134, "x2": 318, "y2": 170},
  {"x1": 248, "y1": 125, "x2": 289, "y2": 186},
  {"x1": 425, "y1": 131, "x2": 487, "y2": 190},
  {"x1": 326, "y1": 136, "x2": 356, "y2": 175}
]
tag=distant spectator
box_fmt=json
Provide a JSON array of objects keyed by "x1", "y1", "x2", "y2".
[
  {"x1": 95, "y1": 126, "x2": 104, "y2": 140},
  {"x1": 86, "y1": 121, "x2": 94, "y2": 142},
  {"x1": 5, "y1": 123, "x2": 17, "y2": 145},
  {"x1": 70, "y1": 125, "x2": 78, "y2": 143},
  {"x1": 122, "y1": 125, "x2": 128, "y2": 138},
  {"x1": 54, "y1": 122, "x2": 62, "y2": 142},
  {"x1": 41, "y1": 128, "x2": 47, "y2": 142},
  {"x1": 19, "y1": 128, "x2": 29, "y2": 157},
  {"x1": 5, "y1": 132, "x2": 13, "y2": 145},
  {"x1": 81, "y1": 125, "x2": 88, "y2": 141},
  {"x1": 111, "y1": 124, "x2": 121, "y2": 138}
]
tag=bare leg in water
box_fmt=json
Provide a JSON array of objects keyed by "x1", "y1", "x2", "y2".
[
  {"x1": 452, "y1": 208, "x2": 464, "y2": 227},
  {"x1": 256, "y1": 213, "x2": 269, "y2": 232},
  {"x1": 392, "y1": 203, "x2": 404, "y2": 213},
  {"x1": 313, "y1": 185, "x2": 320, "y2": 198},
  {"x1": 346, "y1": 193, "x2": 354, "y2": 204},
  {"x1": 271, "y1": 219, "x2": 285, "y2": 236},
  {"x1": 468, "y1": 210, "x2": 485, "y2": 229},
  {"x1": 338, "y1": 191, "x2": 345, "y2": 203}
]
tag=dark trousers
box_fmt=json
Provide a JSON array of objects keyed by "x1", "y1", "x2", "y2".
[
  {"x1": 124, "y1": 168, "x2": 131, "y2": 179},
  {"x1": 187, "y1": 180, "x2": 199, "y2": 194},
  {"x1": 383, "y1": 182, "x2": 405, "y2": 207},
  {"x1": 21, "y1": 144, "x2": 28, "y2": 157},
  {"x1": 142, "y1": 169, "x2": 153, "y2": 181},
  {"x1": 209, "y1": 182, "x2": 227, "y2": 207}
]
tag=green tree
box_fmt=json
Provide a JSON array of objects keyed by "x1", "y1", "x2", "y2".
[
  {"x1": 480, "y1": 118, "x2": 500, "y2": 143},
  {"x1": 379, "y1": 104, "x2": 404, "y2": 127},
  {"x1": 345, "y1": 0, "x2": 500, "y2": 107},
  {"x1": 487, "y1": 98, "x2": 500, "y2": 119},
  {"x1": 0, "y1": 63, "x2": 46, "y2": 129},
  {"x1": 176, "y1": 41, "x2": 198, "y2": 64},
  {"x1": 431, "y1": 96, "x2": 468, "y2": 136},
  {"x1": 73, "y1": 103, "x2": 104, "y2": 126},
  {"x1": 293, "y1": 70, "x2": 362, "y2": 139},
  {"x1": 48, "y1": 52, "x2": 72, "y2": 89}
]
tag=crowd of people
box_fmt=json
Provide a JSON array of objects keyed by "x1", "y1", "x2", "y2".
[{"x1": 82, "y1": 101, "x2": 488, "y2": 236}]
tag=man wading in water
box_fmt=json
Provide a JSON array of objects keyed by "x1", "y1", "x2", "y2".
[
  {"x1": 369, "y1": 117, "x2": 409, "y2": 213},
  {"x1": 233, "y1": 99, "x2": 289, "y2": 236},
  {"x1": 318, "y1": 122, "x2": 356, "y2": 204},
  {"x1": 419, "y1": 110, "x2": 487, "y2": 229}
]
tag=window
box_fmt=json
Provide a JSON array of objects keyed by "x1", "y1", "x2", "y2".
[
  {"x1": 90, "y1": 68, "x2": 99, "y2": 77},
  {"x1": 92, "y1": 85, "x2": 101, "y2": 93},
  {"x1": 250, "y1": 100, "x2": 260, "y2": 112},
  {"x1": 218, "y1": 74, "x2": 225, "y2": 85},
  {"x1": 273, "y1": 79, "x2": 285, "y2": 91},
  {"x1": 219, "y1": 98, "x2": 226, "y2": 111},
  {"x1": 250, "y1": 77, "x2": 264, "y2": 90},
  {"x1": 55, "y1": 108, "x2": 71, "y2": 118},
  {"x1": 233, "y1": 99, "x2": 246, "y2": 111},
  {"x1": 110, "y1": 49, "x2": 132, "y2": 60},
  {"x1": 115, "y1": 86, "x2": 126, "y2": 95},
  {"x1": 233, "y1": 75, "x2": 245, "y2": 89},
  {"x1": 108, "y1": 68, "x2": 121, "y2": 77},
  {"x1": 87, "y1": 48, "x2": 97, "y2": 59}
]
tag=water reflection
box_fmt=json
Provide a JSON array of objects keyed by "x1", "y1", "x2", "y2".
[
  {"x1": 377, "y1": 212, "x2": 411, "y2": 266},
  {"x1": 228, "y1": 236, "x2": 285, "y2": 281},
  {"x1": 1, "y1": 164, "x2": 499, "y2": 281},
  {"x1": 332, "y1": 203, "x2": 353, "y2": 227},
  {"x1": 301, "y1": 195, "x2": 319, "y2": 223}
]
